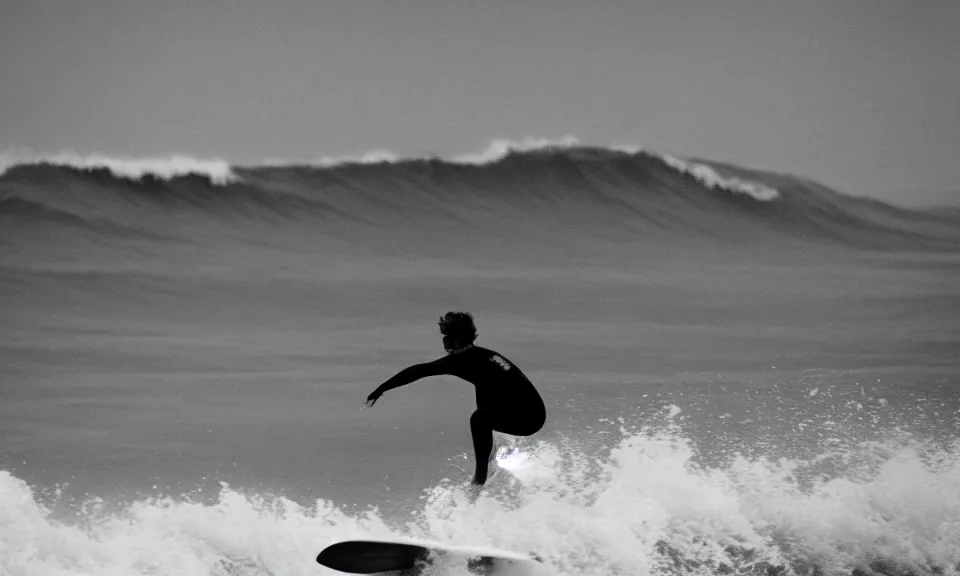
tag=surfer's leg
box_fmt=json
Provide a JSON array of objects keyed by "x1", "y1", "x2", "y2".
[
  {"x1": 469, "y1": 404, "x2": 546, "y2": 484},
  {"x1": 469, "y1": 409, "x2": 496, "y2": 485}
]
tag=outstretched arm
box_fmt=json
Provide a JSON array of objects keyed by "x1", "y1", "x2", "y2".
[{"x1": 365, "y1": 357, "x2": 453, "y2": 406}]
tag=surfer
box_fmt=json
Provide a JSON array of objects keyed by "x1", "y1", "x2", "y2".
[{"x1": 365, "y1": 311, "x2": 546, "y2": 486}]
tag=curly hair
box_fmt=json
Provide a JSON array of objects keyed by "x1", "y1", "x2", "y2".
[{"x1": 438, "y1": 311, "x2": 478, "y2": 347}]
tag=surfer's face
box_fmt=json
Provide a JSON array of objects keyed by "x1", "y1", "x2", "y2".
[
  {"x1": 442, "y1": 335, "x2": 456, "y2": 353},
  {"x1": 442, "y1": 335, "x2": 468, "y2": 353}
]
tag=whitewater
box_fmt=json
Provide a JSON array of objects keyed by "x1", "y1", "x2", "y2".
[{"x1": 1, "y1": 140, "x2": 959, "y2": 576}]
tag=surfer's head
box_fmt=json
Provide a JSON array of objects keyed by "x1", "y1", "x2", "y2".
[{"x1": 438, "y1": 311, "x2": 477, "y2": 353}]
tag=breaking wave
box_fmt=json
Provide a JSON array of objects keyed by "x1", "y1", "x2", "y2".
[
  {"x1": 2, "y1": 411, "x2": 957, "y2": 576},
  {"x1": 0, "y1": 150, "x2": 236, "y2": 185},
  {"x1": 661, "y1": 154, "x2": 779, "y2": 201},
  {"x1": 2, "y1": 140, "x2": 958, "y2": 250}
]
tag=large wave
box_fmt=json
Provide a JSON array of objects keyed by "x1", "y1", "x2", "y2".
[
  {"x1": 2, "y1": 411, "x2": 957, "y2": 576},
  {"x1": 1, "y1": 141, "x2": 958, "y2": 251}
]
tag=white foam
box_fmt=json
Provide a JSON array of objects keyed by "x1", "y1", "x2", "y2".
[
  {"x1": 308, "y1": 149, "x2": 402, "y2": 167},
  {"x1": 450, "y1": 136, "x2": 582, "y2": 165},
  {"x1": 3, "y1": 425, "x2": 957, "y2": 576},
  {"x1": 0, "y1": 150, "x2": 237, "y2": 184},
  {"x1": 254, "y1": 137, "x2": 583, "y2": 169},
  {"x1": 496, "y1": 447, "x2": 529, "y2": 472},
  {"x1": 660, "y1": 154, "x2": 780, "y2": 201}
]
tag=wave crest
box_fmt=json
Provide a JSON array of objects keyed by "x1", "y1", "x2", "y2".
[
  {"x1": 450, "y1": 135, "x2": 583, "y2": 165},
  {"x1": 661, "y1": 154, "x2": 780, "y2": 201},
  {"x1": 0, "y1": 140, "x2": 781, "y2": 201},
  {"x1": 0, "y1": 151, "x2": 237, "y2": 185},
  {"x1": 3, "y1": 141, "x2": 957, "y2": 250}
]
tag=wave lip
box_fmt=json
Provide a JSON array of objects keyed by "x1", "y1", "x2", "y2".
[
  {"x1": 0, "y1": 151, "x2": 237, "y2": 184},
  {"x1": 450, "y1": 135, "x2": 583, "y2": 165},
  {"x1": 661, "y1": 154, "x2": 780, "y2": 201}
]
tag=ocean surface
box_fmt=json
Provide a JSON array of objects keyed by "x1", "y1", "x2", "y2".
[{"x1": 1, "y1": 143, "x2": 959, "y2": 576}]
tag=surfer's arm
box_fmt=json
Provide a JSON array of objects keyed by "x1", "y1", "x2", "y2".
[{"x1": 371, "y1": 357, "x2": 454, "y2": 398}]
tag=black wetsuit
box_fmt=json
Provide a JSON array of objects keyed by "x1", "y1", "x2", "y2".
[{"x1": 372, "y1": 345, "x2": 546, "y2": 484}]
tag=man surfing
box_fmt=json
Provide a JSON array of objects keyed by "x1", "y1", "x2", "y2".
[{"x1": 365, "y1": 312, "x2": 546, "y2": 486}]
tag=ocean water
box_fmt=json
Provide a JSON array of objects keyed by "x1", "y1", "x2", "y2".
[{"x1": 1, "y1": 145, "x2": 958, "y2": 576}]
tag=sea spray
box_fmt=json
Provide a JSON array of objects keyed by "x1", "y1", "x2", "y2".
[{"x1": 3, "y1": 420, "x2": 959, "y2": 575}]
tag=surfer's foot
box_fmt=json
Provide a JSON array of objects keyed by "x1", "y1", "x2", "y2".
[
  {"x1": 465, "y1": 482, "x2": 482, "y2": 503},
  {"x1": 472, "y1": 466, "x2": 495, "y2": 486},
  {"x1": 471, "y1": 444, "x2": 500, "y2": 485}
]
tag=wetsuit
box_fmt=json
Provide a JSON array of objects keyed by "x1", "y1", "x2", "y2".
[{"x1": 372, "y1": 345, "x2": 546, "y2": 484}]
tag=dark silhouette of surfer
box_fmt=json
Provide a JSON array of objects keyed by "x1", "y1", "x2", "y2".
[{"x1": 365, "y1": 312, "x2": 546, "y2": 486}]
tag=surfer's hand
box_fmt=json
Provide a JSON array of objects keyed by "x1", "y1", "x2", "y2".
[{"x1": 364, "y1": 389, "x2": 382, "y2": 408}]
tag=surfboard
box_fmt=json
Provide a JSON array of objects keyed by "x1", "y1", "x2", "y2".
[{"x1": 316, "y1": 539, "x2": 542, "y2": 574}]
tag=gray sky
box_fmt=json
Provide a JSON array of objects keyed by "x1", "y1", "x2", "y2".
[{"x1": 3, "y1": 0, "x2": 959, "y2": 206}]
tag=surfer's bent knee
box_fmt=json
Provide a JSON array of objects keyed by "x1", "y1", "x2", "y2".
[{"x1": 472, "y1": 404, "x2": 544, "y2": 437}]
